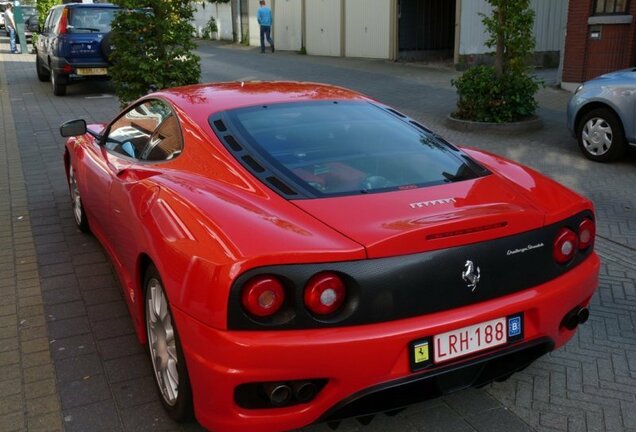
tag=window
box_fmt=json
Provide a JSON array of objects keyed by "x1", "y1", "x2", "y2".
[
  {"x1": 104, "y1": 99, "x2": 182, "y2": 161},
  {"x1": 594, "y1": 0, "x2": 629, "y2": 14},
  {"x1": 68, "y1": 7, "x2": 117, "y2": 33},
  {"x1": 217, "y1": 101, "x2": 487, "y2": 197}
]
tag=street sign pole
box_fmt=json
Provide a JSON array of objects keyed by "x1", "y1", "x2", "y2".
[{"x1": 13, "y1": 1, "x2": 28, "y2": 54}]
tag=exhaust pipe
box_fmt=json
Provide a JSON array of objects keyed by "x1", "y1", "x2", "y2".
[
  {"x1": 577, "y1": 307, "x2": 590, "y2": 325},
  {"x1": 561, "y1": 306, "x2": 590, "y2": 330},
  {"x1": 292, "y1": 381, "x2": 317, "y2": 403},
  {"x1": 263, "y1": 383, "x2": 292, "y2": 406}
]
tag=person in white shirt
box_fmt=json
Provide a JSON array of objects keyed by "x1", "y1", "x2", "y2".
[{"x1": 5, "y1": 3, "x2": 18, "y2": 53}]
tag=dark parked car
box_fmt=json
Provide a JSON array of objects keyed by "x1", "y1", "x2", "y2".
[{"x1": 35, "y1": 3, "x2": 119, "y2": 96}]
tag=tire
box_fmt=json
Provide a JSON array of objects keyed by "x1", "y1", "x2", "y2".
[
  {"x1": 36, "y1": 55, "x2": 50, "y2": 82},
  {"x1": 51, "y1": 70, "x2": 67, "y2": 96},
  {"x1": 67, "y1": 164, "x2": 90, "y2": 233},
  {"x1": 577, "y1": 108, "x2": 627, "y2": 162},
  {"x1": 145, "y1": 265, "x2": 194, "y2": 421}
]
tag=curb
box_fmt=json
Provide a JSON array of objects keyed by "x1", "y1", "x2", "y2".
[{"x1": 444, "y1": 114, "x2": 544, "y2": 133}]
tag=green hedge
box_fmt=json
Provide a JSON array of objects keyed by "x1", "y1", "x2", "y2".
[
  {"x1": 452, "y1": 65, "x2": 539, "y2": 123},
  {"x1": 110, "y1": 0, "x2": 201, "y2": 107}
]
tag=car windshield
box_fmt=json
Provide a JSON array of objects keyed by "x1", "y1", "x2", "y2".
[
  {"x1": 68, "y1": 7, "x2": 116, "y2": 33},
  {"x1": 217, "y1": 101, "x2": 487, "y2": 197}
]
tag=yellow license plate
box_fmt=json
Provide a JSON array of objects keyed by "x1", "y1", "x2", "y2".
[{"x1": 76, "y1": 68, "x2": 108, "y2": 76}]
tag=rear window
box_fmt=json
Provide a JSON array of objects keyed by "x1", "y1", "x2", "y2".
[
  {"x1": 68, "y1": 7, "x2": 116, "y2": 33},
  {"x1": 214, "y1": 101, "x2": 488, "y2": 197}
]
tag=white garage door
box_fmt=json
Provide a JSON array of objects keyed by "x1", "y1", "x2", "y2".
[
  {"x1": 345, "y1": 0, "x2": 392, "y2": 59},
  {"x1": 306, "y1": 0, "x2": 342, "y2": 57},
  {"x1": 274, "y1": 0, "x2": 303, "y2": 51}
]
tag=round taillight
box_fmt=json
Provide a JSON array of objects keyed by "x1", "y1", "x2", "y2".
[
  {"x1": 553, "y1": 228, "x2": 578, "y2": 264},
  {"x1": 578, "y1": 218, "x2": 595, "y2": 250},
  {"x1": 304, "y1": 273, "x2": 346, "y2": 316},
  {"x1": 241, "y1": 276, "x2": 285, "y2": 318}
]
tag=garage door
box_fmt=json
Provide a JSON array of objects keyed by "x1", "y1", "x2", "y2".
[
  {"x1": 274, "y1": 0, "x2": 302, "y2": 51},
  {"x1": 306, "y1": 0, "x2": 342, "y2": 57},
  {"x1": 345, "y1": 0, "x2": 392, "y2": 59}
]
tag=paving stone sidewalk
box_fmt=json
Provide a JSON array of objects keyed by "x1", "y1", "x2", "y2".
[
  {"x1": 1, "y1": 40, "x2": 635, "y2": 432},
  {"x1": 0, "y1": 53, "x2": 64, "y2": 431}
]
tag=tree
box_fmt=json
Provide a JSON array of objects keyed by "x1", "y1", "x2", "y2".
[
  {"x1": 482, "y1": 0, "x2": 536, "y2": 77},
  {"x1": 110, "y1": 0, "x2": 201, "y2": 107},
  {"x1": 451, "y1": 0, "x2": 539, "y2": 123},
  {"x1": 36, "y1": 0, "x2": 60, "y2": 27}
]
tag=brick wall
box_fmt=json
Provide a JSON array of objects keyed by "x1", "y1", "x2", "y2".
[
  {"x1": 563, "y1": 1, "x2": 636, "y2": 83},
  {"x1": 562, "y1": 0, "x2": 592, "y2": 83},
  {"x1": 584, "y1": 24, "x2": 632, "y2": 80}
]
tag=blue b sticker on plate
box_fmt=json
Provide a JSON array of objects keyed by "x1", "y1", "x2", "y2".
[{"x1": 508, "y1": 316, "x2": 522, "y2": 338}]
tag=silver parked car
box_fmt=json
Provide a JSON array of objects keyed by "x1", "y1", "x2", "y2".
[{"x1": 567, "y1": 68, "x2": 636, "y2": 162}]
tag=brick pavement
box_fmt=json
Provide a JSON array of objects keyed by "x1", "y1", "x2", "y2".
[
  {"x1": 0, "y1": 53, "x2": 64, "y2": 431},
  {"x1": 1, "y1": 39, "x2": 635, "y2": 431}
]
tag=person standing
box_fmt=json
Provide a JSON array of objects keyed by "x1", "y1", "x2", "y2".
[
  {"x1": 257, "y1": 0, "x2": 274, "y2": 54},
  {"x1": 5, "y1": 3, "x2": 18, "y2": 54}
]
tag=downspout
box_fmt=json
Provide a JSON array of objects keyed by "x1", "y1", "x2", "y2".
[
  {"x1": 340, "y1": 0, "x2": 345, "y2": 56},
  {"x1": 302, "y1": 0, "x2": 306, "y2": 52}
]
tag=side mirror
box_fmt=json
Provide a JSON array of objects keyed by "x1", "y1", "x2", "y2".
[{"x1": 60, "y1": 119, "x2": 87, "y2": 137}]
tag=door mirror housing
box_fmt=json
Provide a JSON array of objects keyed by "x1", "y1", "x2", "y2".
[{"x1": 60, "y1": 119, "x2": 87, "y2": 137}]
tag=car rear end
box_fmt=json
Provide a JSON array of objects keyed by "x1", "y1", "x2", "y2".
[
  {"x1": 178, "y1": 252, "x2": 598, "y2": 431},
  {"x1": 51, "y1": 4, "x2": 118, "y2": 83}
]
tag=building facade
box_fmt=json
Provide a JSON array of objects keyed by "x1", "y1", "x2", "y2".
[
  {"x1": 562, "y1": 0, "x2": 636, "y2": 90},
  {"x1": 235, "y1": 0, "x2": 567, "y2": 68},
  {"x1": 193, "y1": 0, "x2": 567, "y2": 72}
]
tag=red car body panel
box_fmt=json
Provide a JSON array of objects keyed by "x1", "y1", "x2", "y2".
[
  {"x1": 62, "y1": 82, "x2": 600, "y2": 432},
  {"x1": 175, "y1": 254, "x2": 598, "y2": 432}
]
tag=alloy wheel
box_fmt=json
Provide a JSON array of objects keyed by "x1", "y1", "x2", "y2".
[
  {"x1": 68, "y1": 166, "x2": 83, "y2": 226},
  {"x1": 146, "y1": 278, "x2": 179, "y2": 406}
]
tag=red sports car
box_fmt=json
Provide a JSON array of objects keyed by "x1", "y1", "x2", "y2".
[{"x1": 60, "y1": 82, "x2": 599, "y2": 432}]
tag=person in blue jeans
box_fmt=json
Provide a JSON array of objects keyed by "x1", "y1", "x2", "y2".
[
  {"x1": 5, "y1": 3, "x2": 18, "y2": 54},
  {"x1": 257, "y1": 0, "x2": 274, "y2": 53}
]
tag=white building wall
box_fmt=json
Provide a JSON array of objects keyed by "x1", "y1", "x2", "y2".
[
  {"x1": 192, "y1": 1, "x2": 234, "y2": 41},
  {"x1": 344, "y1": 0, "x2": 391, "y2": 59},
  {"x1": 459, "y1": 0, "x2": 567, "y2": 55},
  {"x1": 306, "y1": 0, "x2": 342, "y2": 56},
  {"x1": 274, "y1": 0, "x2": 303, "y2": 51}
]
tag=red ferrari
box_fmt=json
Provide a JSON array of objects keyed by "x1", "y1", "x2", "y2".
[{"x1": 60, "y1": 82, "x2": 599, "y2": 432}]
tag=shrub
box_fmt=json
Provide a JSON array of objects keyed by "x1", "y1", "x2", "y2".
[
  {"x1": 201, "y1": 16, "x2": 217, "y2": 39},
  {"x1": 110, "y1": 0, "x2": 201, "y2": 107},
  {"x1": 451, "y1": 0, "x2": 540, "y2": 123},
  {"x1": 36, "y1": 0, "x2": 60, "y2": 27},
  {"x1": 452, "y1": 66, "x2": 539, "y2": 123}
]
